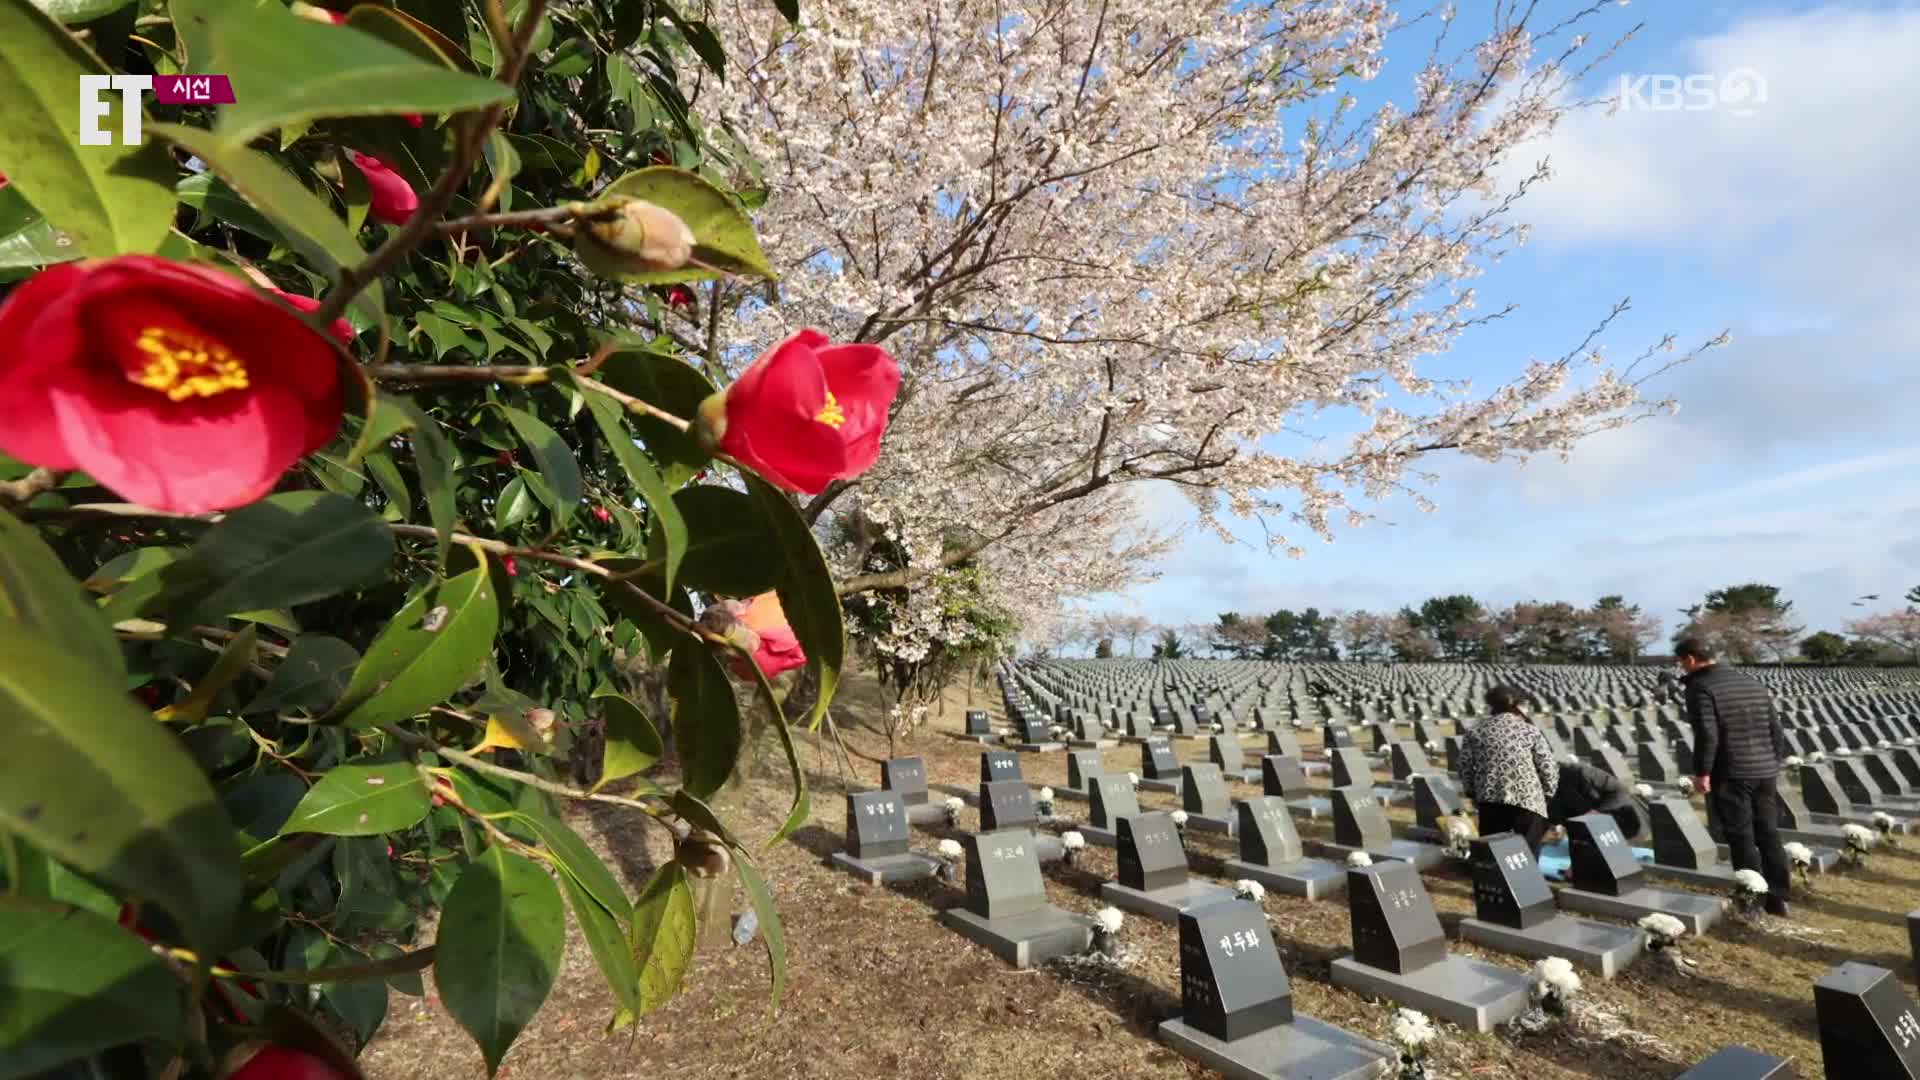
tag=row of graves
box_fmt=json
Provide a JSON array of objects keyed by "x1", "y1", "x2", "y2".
[{"x1": 825, "y1": 660, "x2": 1920, "y2": 1078}]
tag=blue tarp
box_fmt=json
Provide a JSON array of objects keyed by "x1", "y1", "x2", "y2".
[{"x1": 1537, "y1": 840, "x2": 1655, "y2": 882}]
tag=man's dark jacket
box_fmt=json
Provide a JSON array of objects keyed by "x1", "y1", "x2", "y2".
[
  {"x1": 1684, "y1": 664, "x2": 1787, "y2": 780},
  {"x1": 1549, "y1": 762, "x2": 1631, "y2": 821}
]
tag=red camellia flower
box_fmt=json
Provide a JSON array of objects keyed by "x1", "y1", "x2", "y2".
[
  {"x1": 0, "y1": 256, "x2": 344, "y2": 513},
  {"x1": 700, "y1": 329, "x2": 899, "y2": 495},
  {"x1": 349, "y1": 152, "x2": 419, "y2": 225},
  {"x1": 270, "y1": 289, "x2": 354, "y2": 347},
  {"x1": 502, "y1": 555, "x2": 518, "y2": 577},
  {"x1": 726, "y1": 592, "x2": 807, "y2": 680},
  {"x1": 230, "y1": 1044, "x2": 353, "y2": 1080},
  {"x1": 592, "y1": 505, "x2": 612, "y2": 524},
  {"x1": 665, "y1": 284, "x2": 694, "y2": 309}
]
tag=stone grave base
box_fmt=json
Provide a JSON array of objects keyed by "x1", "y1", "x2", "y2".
[
  {"x1": 1140, "y1": 778, "x2": 1184, "y2": 795},
  {"x1": 1459, "y1": 914, "x2": 1644, "y2": 979},
  {"x1": 1053, "y1": 784, "x2": 1093, "y2": 803},
  {"x1": 905, "y1": 803, "x2": 948, "y2": 828},
  {"x1": 829, "y1": 851, "x2": 943, "y2": 886},
  {"x1": 1230, "y1": 769, "x2": 1262, "y2": 785},
  {"x1": 946, "y1": 732, "x2": 1001, "y2": 744},
  {"x1": 1186, "y1": 812, "x2": 1237, "y2": 836},
  {"x1": 1012, "y1": 742, "x2": 1065, "y2": 753},
  {"x1": 1221, "y1": 857, "x2": 1347, "y2": 901},
  {"x1": 1810, "y1": 811, "x2": 1910, "y2": 834},
  {"x1": 1068, "y1": 738, "x2": 1118, "y2": 750},
  {"x1": 941, "y1": 906, "x2": 1094, "y2": 969},
  {"x1": 1677, "y1": 1045, "x2": 1794, "y2": 1079},
  {"x1": 1555, "y1": 884, "x2": 1727, "y2": 936},
  {"x1": 1319, "y1": 839, "x2": 1446, "y2": 872},
  {"x1": 1034, "y1": 834, "x2": 1066, "y2": 864},
  {"x1": 1172, "y1": 733, "x2": 1213, "y2": 742},
  {"x1": 1080, "y1": 824, "x2": 1119, "y2": 848},
  {"x1": 1100, "y1": 879, "x2": 1237, "y2": 924},
  {"x1": 1286, "y1": 797, "x2": 1332, "y2": 820},
  {"x1": 1367, "y1": 786, "x2": 1407, "y2": 806},
  {"x1": 1328, "y1": 954, "x2": 1531, "y2": 1034},
  {"x1": 1642, "y1": 862, "x2": 1738, "y2": 889},
  {"x1": 1301, "y1": 762, "x2": 1331, "y2": 777},
  {"x1": 1117, "y1": 736, "x2": 1154, "y2": 745},
  {"x1": 1158, "y1": 1014, "x2": 1395, "y2": 1080}
]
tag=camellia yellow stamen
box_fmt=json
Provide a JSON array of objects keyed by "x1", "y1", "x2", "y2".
[
  {"x1": 130, "y1": 326, "x2": 250, "y2": 402},
  {"x1": 813, "y1": 391, "x2": 846, "y2": 429}
]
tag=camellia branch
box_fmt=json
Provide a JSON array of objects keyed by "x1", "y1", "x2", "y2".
[
  {"x1": 434, "y1": 201, "x2": 626, "y2": 235},
  {"x1": 0, "y1": 467, "x2": 62, "y2": 508},
  {"x1": 309, "y1": 0, "x2": 552, "y2": 328},
  {"x1": 364, "y1": 362, "x2": 692, "y2": 433}
]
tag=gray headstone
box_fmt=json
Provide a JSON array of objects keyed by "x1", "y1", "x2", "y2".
[
  {"x1": 1209, "y1": 735, "x2": 1246, "y2": 776},
  {"x1": 1832, "y1": 759, "x2": 1889, "y2": 806},
  {"x1": 1650, "y1": 798, "x2": 1718, "y2": 870},
  {"x1": 1182, "y1": 763, "x2": 1231, "y2": 817},
  {"x1": 1331, "y1": 786, "x2": 1392, "y2": 850},
  {"x1": 1118, "y1": 813, "x2": 1188, "y2": 892},
  {"x1": 846, "y1": 790, "x2": 911, "y2": 859},
  {"x1": 881, "y1": 756, "x2": 928, "y2": 805},
  {"x1": 1677, "y1": 1046, "x2": 1793, "y2": 1079},
  {"x1": 1067, "y1": 750, "x2": 1105, "y2": 790},
  {"x1": 1347, "y1": 860, "x2": 1447, "y2": 974},
  {"x1": 1389, "y1": 742, "x2": 1433, "y2": 782},
  {"x1": 1412, "y1": 774, "x2": 1464, "y2": 832},
  {"x1": 981, "y1": 749, "x2": 1023, "y2": 783},
  {"x1": 1178, "y1": 898, "x2": 1293, "y2": 1042},
  {"x1": 1801, "y1": 764, "x2": 1854, "y2": 815},
  {"x1": 1261, "y1": 754, "x2": 1308, "y2": 798},
  {"x1": 1813, "y1": 962, "x2": 1920, "y2": 1079},
  {"x1": 1330, "y1": 748, "x2": 1374, "y2": 789},
  {"x1": 1638, "y1": 743, "x2": 1680, "y2": 783},
  {"x1": 1090, "y1": 775, "x2": 1139, "y2": 829},
  {"x1": 1019, "y1": 712, "x2": 1051, "y2": 743},
  {"x1": 965, "y1": 709, "x2": 992, "y2": 736},
  {"x1": 1236, "y1": 797, "x2": 1305, "y2": 867},
  {"x1": 964, "y1": 828, "x2": 1046, "y2": 920},
  {"x1": 1266, "y1": 729, "x2": 1305, "y2": 758},
  {"x1": 1323, "y1": 724, "x2": 1355, "y2": 750},
  {"x1": 980, "y1": 779, "x2": 1037, "y2": 832},
  {"x1": 1565, "y1": 812, "x2": 1643, "y2": 897},
  {"x1": 1469, "y1": 833, "x2": 1555, "y2": 930},
  {"x1": 1142, "y1": 737, "x2": 1180, "y2": 780}
]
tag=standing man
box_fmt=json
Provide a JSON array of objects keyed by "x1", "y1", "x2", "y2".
[{"x1": 1678, "y1": 638, "x2": 1791, "y2": 916}]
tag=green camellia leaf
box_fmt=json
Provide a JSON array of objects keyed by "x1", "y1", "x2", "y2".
[
  {"x1": 435, "y1": 846, "x2": 565, "y2": 1077},
  {"x1": 146, "y1": 123, "x2": 385, "y2": 324},
  {"x1": 628, "y1": 860, "x2": 695, "y2": 1019},
  {"x1": 594, "y1": 691, "x2": 661, "y2": 790},
  {"x1": 176, "y1": 172, "x2": 287, "y2": 247},
  {"x1": 665, "y1": 641, "x2": 741, "y2": 801},
  {"x1": 494, "y1": 474, "x2": 537, "y2": 532},
  {"x1": 0, "y1": 900, "x2": 187, "y2": 1077},
  {"x1": 244, "y1": 634, "x2": 360, "y2": 715},
  {"x1": 518, "y1": 810, "x2": 628, "y2": 920},
  {"x1": 670, "y1": 485, "x2": 781, "y2": 597},
  {"x1": 0, "y1": 507, "x2": 126, "y2": 680},
  {"x1": 395, "y1": 400, "x2": 457, "y2": 569},
  {"x1": 333, "y1": 565, "x2": 501, "y2": 728},
  {"x1": 280, "y1": 762, "x2": 429, "y2": 836},
  {"x1": 500, "y1": 405, "x2": 581, "y2": 530},
  {"x1": 593, "y1": 347, "x2": 714, "y2": 488},
  {"x1": 733, "y1": 854, "x2": 786, "y2": 1012},
  {"x1": 585, "y1": 393, "x2": 686, "y2": 592},
  {"x1": 3, "y1": 845, "x2": 121, "y2": 919},
  {"x1": 155, "y1": 622, "x2": 256, "y2": 725},
  {"x1": 30, "y1": 0, "x2": 133, "y2": 24},
  {"x1": 169, "y1": 0, "x2": 515, "y2": 144},
  {"x1": 582, "y1": 167, "x2": 772, "y2": 283},
  {"x1": 0, "y1": 626, "x2": 240, "y2": 953},
  {"x1": 0, "y1": 184, "x2": 81, "y2": 269},
  {"x1": 746, "y1": 477, "x2": 845, "y2": 729},
  {"x1": 559, "y1": 870, "x2": 637, "y2": 1017},
  {"x1": 731, "y1": 641, "x2": 808, "y2": 848},
  {"x1": 170, "y1": 492, "x2": 395, "y2": 624},
  {"x1": 345, "y1": 3, "x2": 471, "y2": 70},
  {"x1": 0, "y1": 0, "x2": 175, "y2": 257}
]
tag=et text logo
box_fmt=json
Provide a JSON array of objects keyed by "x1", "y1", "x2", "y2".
[{"x1": 79, "y1": 74, "x2": 237, "y2": 146}]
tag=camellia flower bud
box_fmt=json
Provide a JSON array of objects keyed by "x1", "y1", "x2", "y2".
[
  {"x1": 578, "y1": 198, "x2": 695, "y2": 273},
  {"x1": 289, "y1": 1, "x2": 346, "y2": 23},
  {"x1": 678, "y1": 830, "x2": 731, "y2": 878}
]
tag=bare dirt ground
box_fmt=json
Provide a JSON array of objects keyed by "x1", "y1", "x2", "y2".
[{"x1": 363, "y1": 672, "x2": 1920, "y2": 1079}]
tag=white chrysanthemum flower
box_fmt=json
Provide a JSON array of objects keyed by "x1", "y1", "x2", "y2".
[
  {"x1": 1390, "y1": 1008, "x2": 1436, "y2": 1049},
  {"x1": 1423, "y1": 740, "x2": 1439, "y2": 752},
  {"x1": 1784, "y1": 755, "x2": 1803, "y2": 767},
  {"x1": 1128, "y1": 771, "x2": 1140, "y2": 786},
  {"x1": 1534, "y1": 956, "x2": 1582, "y2": 997},
  {"x1": 1732, "y1": 868, "x2": 1768, "y2": 895},
  {"x1": 1094, "y1": 906, "x2": 1125, "y2": 934},
  {"x1": 1844, "y1": 823, "x2": 1876, "y2": 851},
  {"x1": 1170, "y1": 810, "x2": 1189, "y2": 826},
  {"x1": 1061, "y1": 831, "x2": 1086, "y2": 850},
  {"x1": 1783, "y1": 841, "x2": 1813, "y2": 867},
  {"x1": 1810, "y1": 751, "x2": 1827, "y2": 762},
  {"x1": 1562, "y1": 753, "x2": 1583, "y2": 766},
  {"x1": 943, "y1": 796, "x2": 963, "y2": 812},
  {"x1": 1675, "y1": 777, "x2": 1695, "y2": 794},
  {"x1": 1234, "y1": 879, "x2": 1266, "y2": 903},
  {"x1": 1446, "y1": 820, "x2": 1471, "y2": 839},
  {"x1": 1039, "y1": 786, "x2": 1055, "y2": 803},
  {"x1": 1879, "y1": 741, "x2": 1893, "y2": 750},
  {"x1": 1873, "y1": 811, "x2": 1897, "y2": 832},
  {"x1": 1632, "y1": 783, "x2": 1654, "y2": 799},
  {"x1": 1211, "y1": 723, "x2": 1225, "y2": 733},
  {"x1": 1637, "y1": 912, "x2": 1687, "y2": 940},
  {"x1": 1347, "y1": 851, "x2": 1373, "y2": 868}
]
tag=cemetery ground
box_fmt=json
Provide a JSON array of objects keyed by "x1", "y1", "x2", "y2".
[{"x1": 363, "y1": 672, "x2": 1920, "y2": 1079}]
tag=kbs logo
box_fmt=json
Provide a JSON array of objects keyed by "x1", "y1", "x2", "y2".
[
  {"x1": 79, "y1": 74, "x2": 237, "y2": 145},
  {"x1": 1614, "y1": 68, "x2": 1768, "y2": 118}
]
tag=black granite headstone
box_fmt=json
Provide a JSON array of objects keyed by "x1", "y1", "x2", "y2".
[
  {"x1": 1090, "y1": 775, "x2": 1139, "y2": 829},
  {"x1": 1324, "y1": 724, "x2": 1355, "y2": 750},
  {"x1": 1067, "y1": 750, "x2": 1105, "y2": 790},
  {"x1": 1776, "y1": 786, "x2": 1816, "y2": 830},
  {"x1": 1444, "y1": 735, "x2": 1464, "y2": 773},
  {"x1": 1182, "y1": 763, "x2": 1231, "y2": 816},
  {"x1": 1801, "y1": 764, "x2": 1855, "y2": 816},
  {"x1": 1179, "y1": 898, "x2": 1293, "y2": 1042},
  {"x1": 1331, "y1": 786, "x2": 1392, "y2": 850},
  {"x1": 1019, "y1": 712, "x2": 1051, "y2": 744},
  {"x1": 1266, "y1": 729, "x2": 1305, "y2": 759},
  {"x1": 1209, "y1": 734, "x2": 1247, "y2": 777},
  {"x1": 846, "y1": 791, "x2": 911, "y2": 858},
  {"x1": 1832, "y1": 758, "x2": 1890, "y2": 807},
  {"x1": 1469, "y1": 833, "x2": 1555, "y2": 930},
  {"x1": 881, "y1": 756, "x2": 929, "y2": 805},
  {"x1": 1676, "y1": 1045, "x2": 1794, "y2": 1080},
  {"x1": 1261, "y1": 754, "x2": 1309, "y2": 798},
  {"x1": 1587, "y1": 746, "x2": 1635, "y2": 786},
  {"x1": 1866, "y1": 754, "x2": 1915, "y2": 797},
  {"x1": 1813, "y1": 962, "x2": 1920, "y2": 1079},
  {"x1": 981, "y1": 750, "x2": 1023, "y2": 784},
  {"x1": 1126, "y1": 712, "x2": 1155, "y2": 739},
  {"x1": 1565, "y1": 812, "x2": 1644, "y2": 897},
  {"x1": 979, "y1": 779, "x2": 1037, "y2": 832},
  {"x1": 963, "y1": 828, "x2": 1045, "y2": 920},
  {"x1": 1651, "y1": 798, "x2": 1717, "y2": 870},
  {"x1": 965, "y1": 709, "x2": 992, "y2": 736},
  {"x1": 1638, "y1": 743, "x2": 1680, "y2": 783},
  {"x1": 1142, "y1": 737, "x2": 1179, "y2": 780},
  {"x1": 1389, "y1": 742, "x2": 1433, "y2": 782},
  {"x1": 1330, "y1": 748, "x2": 1374, "y2": 789},
  {"x1": 1117, "y1": 813, "x2": 1188, "y2": 892},
  {"x1": 1236, "y1": 797, "x2": 1305, "y2": 867},
  {"x1": 1892, "y1": 747, "x2": 1920, "y2": 790},
  {"x1": 1412, "y1": 774, "x2": 1465, "y2": 832},
  {"x1": 1347, "y1": 860, "x2": 1447, "y2": 974}
]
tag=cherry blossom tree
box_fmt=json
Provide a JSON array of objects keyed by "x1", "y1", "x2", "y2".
[{"x1": 695, "y1": 0, "x2": 1725, "y2": 654}]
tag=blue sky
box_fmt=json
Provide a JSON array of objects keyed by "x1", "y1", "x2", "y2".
[{"x1": 1089, "y1": 1, "x2": 1920, "y2": 644}]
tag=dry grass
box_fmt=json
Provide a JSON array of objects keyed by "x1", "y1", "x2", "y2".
[{"x1": 363, "y1": 673, "x2": 1920, "y2": 1079}]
